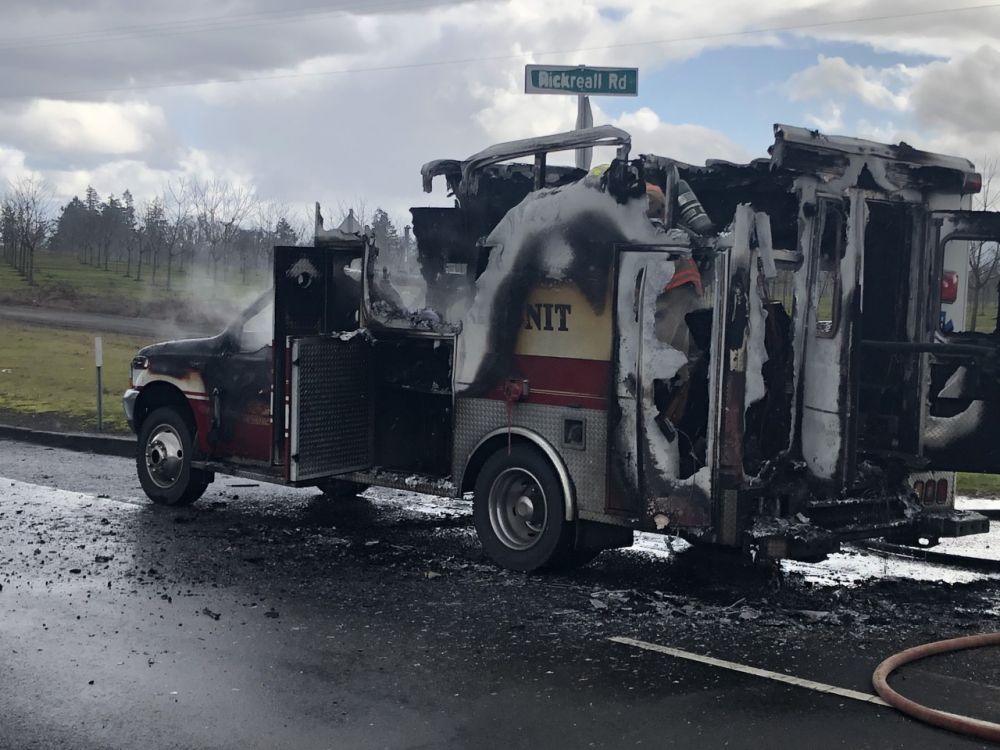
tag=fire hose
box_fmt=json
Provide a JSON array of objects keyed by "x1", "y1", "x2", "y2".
[{"x1": 872, "y1": 632, "x2": 1000, "y2": 743}]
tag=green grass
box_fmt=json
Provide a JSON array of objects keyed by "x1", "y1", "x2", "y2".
[
  {"x1": 956, "y1": 472, "x2": 1000, "y2": 498},
  {"x1": 972, "y1": 303, "x2": 998, "y2": 333},
  {"x1": 0, "y1": 251, "x2": 268, "y2": 322},
  {"x1": 0, "y1": 320, "x2": 154, "y2": 433}
]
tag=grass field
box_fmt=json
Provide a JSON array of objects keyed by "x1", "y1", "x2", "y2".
[
  {"x1": 0, "y1": 251, "x2": 267, "y2": 323},
  {"x1": 0, "y1": 320, "x2": 154, "y2": 433}
]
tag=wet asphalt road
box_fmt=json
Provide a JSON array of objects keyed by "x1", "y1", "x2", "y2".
[
  {"x1": 2, "y1": 439, "x2": 1000, "y2": 749},
  {"x1": 0, "y1": 304, "x2": 213, "y2": 338}
]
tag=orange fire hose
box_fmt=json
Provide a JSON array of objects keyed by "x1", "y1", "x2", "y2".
[{"x1": 872, "y1": 632, "x2": 1000, "y2": 743}]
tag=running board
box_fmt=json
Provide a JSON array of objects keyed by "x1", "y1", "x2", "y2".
[{"x1": 340, "y1": 468, "x2": 461, "y2": 498}]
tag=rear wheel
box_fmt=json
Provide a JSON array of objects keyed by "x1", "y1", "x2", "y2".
[
  {"x1": 137, "y1": 407, "x2": 211, "y2": 506},
  {"x1": 473, "y1": 445, "x2": 575, "y2": 572}
]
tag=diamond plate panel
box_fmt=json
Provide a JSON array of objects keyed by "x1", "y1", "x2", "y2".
[
  {"x1": 291, "y1": 336, "x2": 372, "y2": 481},
  {"x1": 452, "y1": 397, "x2": 607, "y2": 515}
]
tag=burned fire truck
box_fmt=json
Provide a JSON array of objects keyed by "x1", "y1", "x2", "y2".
[{"x1": 124, "y1": 123, "x2": 994, "y2": 571}]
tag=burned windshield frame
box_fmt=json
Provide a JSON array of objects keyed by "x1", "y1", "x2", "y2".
[{"x1": 228, "y1": 289, "x2": 274, "y2": 351}]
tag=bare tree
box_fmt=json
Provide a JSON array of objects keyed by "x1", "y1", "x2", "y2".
[
  {"x1": 968, "y1": 157, "x2": 1000, "y2": 332},
  {"x1": 2, "y1": 176, "x2": 52, "y2": 286},
  {"x1": 252, "y1": 201, "x2": 293, "y2": 281},
  {"x1": 162, "y1": 179, "x2": 193, "y2": 290},
  {"x1": 191, "y1": 178, "x2": 257, "y2": 283}
]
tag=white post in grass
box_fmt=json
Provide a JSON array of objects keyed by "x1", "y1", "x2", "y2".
[{"x1": 95, "y1": 336, "x2": 103, "y2": 432}]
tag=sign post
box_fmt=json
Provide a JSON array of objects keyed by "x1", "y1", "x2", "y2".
[
  {"x1": 524, "y1": 64, "x2": 638, "y2": 171},
  {"x1": 575, "y1": 94, "x2": 594, "y2": 170},
  {"x1": 95, "y1": 336, "x2": 103, "y2": 433}
]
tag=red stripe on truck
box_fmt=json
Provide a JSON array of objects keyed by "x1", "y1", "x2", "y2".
[{"x1": 484, "y1": 354, "x2": 610, "y2": 409}]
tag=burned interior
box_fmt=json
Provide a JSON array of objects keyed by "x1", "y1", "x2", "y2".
[{"x1": 353, "y1": 123, "x2": 990, "y2": 558}]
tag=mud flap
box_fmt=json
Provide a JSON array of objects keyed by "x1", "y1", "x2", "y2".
[{"x1": 917, "y1": 509, "x2": 989, "y2": 538}]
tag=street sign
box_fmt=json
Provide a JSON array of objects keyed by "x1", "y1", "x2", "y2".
[{"x1": 524, "y1": 65, "x2": 638, "y2": 97}]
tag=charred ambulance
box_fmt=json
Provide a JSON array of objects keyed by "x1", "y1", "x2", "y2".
[{"x1": 124, "y1": 124, "x2": 994, "y2": 571}]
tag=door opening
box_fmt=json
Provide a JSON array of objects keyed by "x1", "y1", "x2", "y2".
[{"x1": 858, "y1": 201, "x2": 919, "y2": 455}]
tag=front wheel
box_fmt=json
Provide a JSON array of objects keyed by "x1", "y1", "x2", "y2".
[
  {"x1": 137, "y1": 407, "x2": 211, "y2": 506},
  {"x1": 473, "y1": 445, "x2": 575, "y2": 572}
]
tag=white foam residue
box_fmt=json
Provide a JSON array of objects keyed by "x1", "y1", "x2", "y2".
[
  {"x1": 783, "y1": 549, "x2": 997, "y2": 586},
  {"x1": 614, "y1": 253, "x2": 646, "y2": 490},
  {"x1": 639, "y1": 260, "x2": 688, "y2": 482},
  {"x1": 677, "y1": 466, "x2": 712, "y2": 497},
  {"x1": 744, "y1": 256, "x2": 769, "y2": 409},
  {"x1": 925, "y1": 401, "x2": 986, "y2": 450}
]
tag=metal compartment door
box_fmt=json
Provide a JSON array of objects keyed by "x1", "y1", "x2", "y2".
[
  {"x1": 922, "y1": 210, "x2": 1000, "y2": 473},
  {"x1": 799, "y1": 191, "x2": 865, "y2": 487},
  {"x1": 288, "y1": 335, "x2": 373, "y2": 483}
]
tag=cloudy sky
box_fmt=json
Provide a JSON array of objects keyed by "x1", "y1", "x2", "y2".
[{"x1": 2, "y1": 0, "x2": 1000, "y2": 225}]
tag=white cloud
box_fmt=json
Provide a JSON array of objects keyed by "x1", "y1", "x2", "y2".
[
  {"x1": 0, "y1": 100, "x2": 171, "y2": 156},
  {"x1": 783, "y1": 55, "x2": 912, "y2": 111},
  {"x1": 0, "y1": 146, "x2": 39, "y2": 185},
  {"x1": 6, "y1": 0, "x2": 1000, "y2": 221},
  {"x1": 0, "y1": 145, "x2": 251, "y2": 207},
  {"x1": 779, "y1": 44, "x2": 1000, "y2": 164},
  {"x1": 804, "y1": 102, "x2": 844, "y2": 133},
  {"x1": 909, "y1": 45, "x2": 1000, "y2": 136},
  {"x1": 611, "y1": 107, "x2": 753, "y2": 164}
]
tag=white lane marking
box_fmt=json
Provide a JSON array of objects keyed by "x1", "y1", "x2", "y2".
[{"x1": 609, "y1": 636, "x2": 889, "y2": 707}]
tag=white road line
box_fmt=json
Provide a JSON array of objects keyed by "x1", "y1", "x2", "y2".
[{"x1": 609, "y1": 636, "x2": 889, "y2": 707}]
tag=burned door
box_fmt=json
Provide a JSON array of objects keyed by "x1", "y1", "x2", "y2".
[
  {"x1": 799, "y1": 191, "x2": 865, "y2": 486},
  {"x1": 856, "y1": 200, "x2": 924, "y2": 456},
  {"x1": 708, "y1": 205, "x2": 754, "y2": 545},
  {"x1": 204, "y1": 294, "x2": 274, "y2": 463},
  {"x1": 922, "y1": 210, "x2": 1000, "y2": 472},
  {"x1": 288, "y1": 334, "x2": 374, "y2": 482},
  {"x1": 273, "y1": 242, "x2": 367, "y2": 477},
  {"x1": 610, "y1": 244, "x2": 716, "y2": 528}
]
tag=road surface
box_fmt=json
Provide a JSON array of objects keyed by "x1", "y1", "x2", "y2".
[
  {"x1": 0, "y1": 304, "x2": 215, "y2": 338},
  {"x1": 2, "y1": 438, "x2": 999, "y2": 749}
]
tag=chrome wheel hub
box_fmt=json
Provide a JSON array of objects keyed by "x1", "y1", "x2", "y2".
[
  {"x1": 488, "y1": 468, "x2": 546, "y2": 551},
  {"x1": 146, "y1": 425, "x2": 184, "y2": 489}
]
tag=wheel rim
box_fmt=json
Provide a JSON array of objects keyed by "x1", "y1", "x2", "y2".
[
  {"x1": 488, "y1": 467, "x2": 547, "y2": 551},
  {"x1": 145, "y1": 424, "x2": 184, "y2": 489}
]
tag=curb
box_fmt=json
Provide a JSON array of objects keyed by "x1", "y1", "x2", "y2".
[{"x1": 0, "y1": 424, "x2": 135, "y2": 458}]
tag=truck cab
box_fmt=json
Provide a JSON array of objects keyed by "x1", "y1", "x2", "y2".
[{"x1": 124, "y1": 123, "x2": 992, "y2": 571}]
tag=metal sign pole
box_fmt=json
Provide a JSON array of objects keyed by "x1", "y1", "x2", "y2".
[
  {"x1": 524, "y1": 64, "x2": 637, "y2": 172},
  {"x1": 95, "y1": 336, "x2": 103, "y2": 432},
  {"x1": 575, "y1": 94, "x2": 593, "y2": 171}
]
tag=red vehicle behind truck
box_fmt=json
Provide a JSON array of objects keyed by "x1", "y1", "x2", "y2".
[{"x1": 124, "y1": 123, "x2": 994, "y2": 571}]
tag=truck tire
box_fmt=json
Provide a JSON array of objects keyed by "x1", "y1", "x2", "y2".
[
  {"x1": 473, "y1": 444, "x2": 575, "y2": 572},
  {"x1": 137, "y1": 407, "x2": 211, "y2": 506}
]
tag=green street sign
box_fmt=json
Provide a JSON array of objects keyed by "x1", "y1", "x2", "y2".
[{"x1": 524, "y1": 65, "x2": 638, "y2": 97}]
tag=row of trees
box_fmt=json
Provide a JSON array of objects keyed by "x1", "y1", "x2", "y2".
[
  {"x1": 1, "y1": 177, "x2": 50, "y2": 286},
  {"x1": 49, "y1": 179, "x2": 300, "y2": 290},
  {"x1": 1, "y1": 176, "x2": 415, "y2": 297}
]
